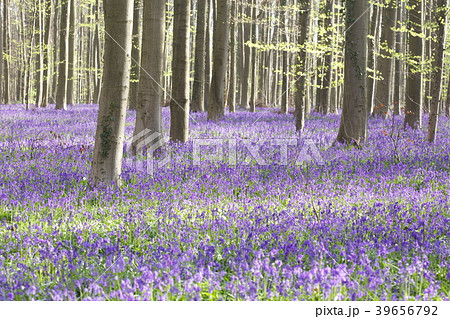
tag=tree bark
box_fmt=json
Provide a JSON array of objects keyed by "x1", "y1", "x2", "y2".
[
  {"x1": 40, "y1": 0, "x2": 52, "y2": 107},
  {"x1": 67, "y1": 0, "x2": 76, "y2": 106},
  {"x1": 128, "y1": 0, "x2": 141, "y2": 110},
  {"x1": 404, "y1": 0, "x2": 423, "y2": 129},
  {"x1": 207, "y1": 0, "x2": 229, "y2": 121},
  {"x1": 191, "y1": 0, "x2": 208, "y2": 112},
  {"x1": 170, "y1": 0, "x2": 191, "y2": 142},
  {"x1": 374, "y1": 0, "x2": 397, "y2": 118},
  {"x1": 133, "y1": 0, "x2": 165, "y2": 151},
  {"x1": 426, "y1": 0, "x2": 446, "y2": 143},
  {"x1": 240, "y1": 2, "x2": 251, "y2": 109},
  {"x1": 227, "y1": 0, "x2": 236, "y2": 113},
  {"x1": 90, "y1": 0, "x2": 133, "y2": 186},
  {"x1": 55, "y1": 0, "x2": 70, "y2": 110},
  {"x1": 336, "y1": 0, "x2": 368, "y2": 145},
  {"x1": 295, "y1": 0, "x2": 310, "y2": 132}
]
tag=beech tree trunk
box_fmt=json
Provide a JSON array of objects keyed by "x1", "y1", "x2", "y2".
[
  {"x1": 55, "y1": 0, "x2": 70, "y2": 110},
  {"x1": 227, "y1": 0, "x2": 236, "y2": 113},
  {"x1": 128, "y1": 0, "x2": 142, "y2": 110},
  {"x1": 374, "y1": 0, "x2": 397, "y2": 118},
  {"x1": 134, "y1": 0, "x2": 165, "y2": 149},
  {"x1": 207, "y1": 0, "x2": 229, "y2": 121},
  {"x1": 90, "y1": 0, "x2": 133, "y2": 186},
  {"x1": 191, "y1": 0, "x2": 208, "y2": 113},
  {"x1": 67, "y1": 0, "x2": 76, "y2": 106},
  {"x1": 336, "y1": 0, "x2": 368, "y2": 145},
  {"x1": 426, "y1": 0, "x2": 446, "y2": 143},
  {"x1": 404, "y1": 0, "x2": 423, "y2": 129},
  {"x1": 170, "y1": 0, "x2": 191, "y2": 142},
  {"x1": 295, "y1": 0, "x2": 310, "y2": 132}
]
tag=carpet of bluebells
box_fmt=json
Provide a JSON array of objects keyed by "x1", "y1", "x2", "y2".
[{"x1": 0, "y1": 104, "x2": 449, "y2": 301}]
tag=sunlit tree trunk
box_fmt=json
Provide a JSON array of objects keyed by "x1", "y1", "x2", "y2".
[
  {"x1": 133, "y1": 0, "x2": 165, "y2": 150},
  {"x1": 404, "y1": 0, "x2": 423, "y2": 129},
  {"x1": 426, "y1": 0, "x2": 446, "y2": 143},
  {"x1": 240, "y1": 1, "x2": 251, "y2": 109},
  {"x1": 227, "y1": 0, "x2": 236, "y2": 113},
  {"x1": 128, "y1": 0, "x2": 142, "y2": 110},
  {"x1": 90, "y1": 0, "x2": 133, "y2": 186}
]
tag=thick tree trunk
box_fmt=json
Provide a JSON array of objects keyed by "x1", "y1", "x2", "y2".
[
  {"x1": 295, "y1": 0, "x2": 310, "y2": 132},
  {"x1": 336, "y1": 0, "x2": 368, "y2": 145},
  {"x1": 374, "y1": 0, "x2": 397, "y2": 118},
  {"x1": 55, "y1": 0, "x2": 70, "y2": 110},
  {"x1": 207, "y1": 0, "x2": 229, "y2": 121},
  {"x1": 170, "y1": 0, "x2": 191, "y2": 142},
  {"x1": 191, "y1": 0, "x2": 208, "y2": 112},
  {"x1": 426, "y1": 0, "x2": 446, "y2": 143},
  {"x1": 404, "y1": 0, "x2": 423, "y2": 129},
  {"x1": 133, "y1": 0, "x2": 165, "y2": 151},
  {"x1": 90, "y1": 0, "x2": 133, "y2": 186}
]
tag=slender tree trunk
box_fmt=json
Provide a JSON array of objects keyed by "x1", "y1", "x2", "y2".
[
  {"x1": 207, "y1": 0, "x2": 229, "y2": 121},
  {"x1": 404, "y1": 0, "x2": 423, "y2": 129},
  {"x1": 249, "y1": 0, "x2": 257, "y2": 112},
  {"x1": 0, "y1": 0, "x2": 3, "y2": 104},
  {"x1": 55, "y1": 0, "x2": 70, "y2": 110},
  {"x1": 316, "y1": 0, "x2": 332, "y2": 115},
  {"x1": 133, "y1": 0, "x2": 165, "y2": 152},
  {"x1": 128, "y1": 0, "x2": 141, "y2": 110},
  {"x1": 426, "y1": 0, "x2": 446, "y2": 143},
  {"x1": 280, "y1": 0, "x2": 288, "y2": 114},
  {"x1": 336, "y1": 0, "x2": 368, "y2": 145},
  {"x1": 191, "y1": 0, "x2": 208, "y2": 112},
  {"x1": 40, "y1": 0, "x2": 52, "y2": 107},
  {"x1": 374, "y1": 0, "x2": 397, "y2": 118},
  {"x1": 366, "y1": 5, "x2": 379, "y2": 116},
  {"x1": 3, "y1": 0, "x2": 9, "y2": 104},
  {"x1": 90, "y1": 0, "x2": 133, "y2": 186},
  {"x1": 227, "y1": 0, "x2": 236, "y2": 113},
  {"x1": 34, "y1": 0, "x2": 44, "y2": 108},
  {"x1": 240, "y1": 2, "x2": 251, "y2": 109},
  {"x1": 170, "y1": 0, "x2": 191, "y2": 142},
  {"x1": 393, "y1": 1, "x2": 404, "y2": 115},
  {"x1": 295, "y1": 0, "x2": 310, "y2": 132},
  {"x1": 67, "y1": 0, "x2": 76, "y2": 105},
  {"x1": 204, "y1": 0, "x2": 212, "y2": 108}
]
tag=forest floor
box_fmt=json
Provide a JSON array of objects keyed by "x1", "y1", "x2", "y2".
[{"x1": 0, "y1": 104, "x2": 449, "y2": 300}]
